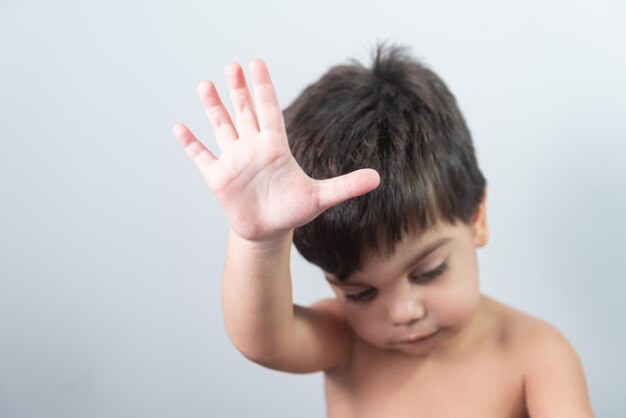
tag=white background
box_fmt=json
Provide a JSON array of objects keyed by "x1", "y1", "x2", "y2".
[{"x1": 1, "y1": 0, "x2": 624, "y2": 416}]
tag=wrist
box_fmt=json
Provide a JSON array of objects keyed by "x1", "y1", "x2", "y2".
[{"x1": 228, "y1": 227, "x2": 293, "y2": 254}]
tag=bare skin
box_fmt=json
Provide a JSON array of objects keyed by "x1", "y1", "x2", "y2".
[
  {"x1": 173, "y1": 59, "x2": 594, "y2": 417},
  {"x1": 323, "y1": 295, "x2": 531, "y2": 418}
]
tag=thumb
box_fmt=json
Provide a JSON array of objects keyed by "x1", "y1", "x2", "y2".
[{"x1": 316, "y1": 168, "x2": 380, "y2": 211}]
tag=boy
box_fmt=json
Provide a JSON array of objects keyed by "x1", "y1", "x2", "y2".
[{"x1": 172, "y1": 43, "x2": 594, "y2": 417}]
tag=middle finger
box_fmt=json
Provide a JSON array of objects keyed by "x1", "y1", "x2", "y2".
[{"x1": 224, "y1": 62, "x2": 260, "y2": 138}]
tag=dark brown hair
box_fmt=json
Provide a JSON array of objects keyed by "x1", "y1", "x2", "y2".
[{"x1": 283, "y1": 41, "x2": 486, "y2": 280}]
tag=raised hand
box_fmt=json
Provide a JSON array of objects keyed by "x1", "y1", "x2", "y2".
[{"x1": 173, "y1": 59, "x2": 380, "y2": 242}]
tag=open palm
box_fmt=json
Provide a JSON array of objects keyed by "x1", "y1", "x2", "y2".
[{"x1": 173, "y1": 59, "x2": 380, "y2": 242}]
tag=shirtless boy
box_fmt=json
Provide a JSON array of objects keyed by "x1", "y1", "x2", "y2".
[{"x1": 172, "y1": 43, "x2": 594, "y2": 417}]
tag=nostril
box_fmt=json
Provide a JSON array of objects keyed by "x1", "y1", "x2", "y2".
[{"x1": 396, "y1": 318, "x2": 420, "y2": 327}]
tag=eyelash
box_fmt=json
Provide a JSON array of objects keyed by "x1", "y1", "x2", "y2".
[{"x1": 345, "y1": 261, "x2": 449, "y2": 303}]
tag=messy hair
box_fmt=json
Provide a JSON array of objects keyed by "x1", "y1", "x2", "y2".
[{"x1": 283, "y1": 41, "x2": 486, "y2": 280}]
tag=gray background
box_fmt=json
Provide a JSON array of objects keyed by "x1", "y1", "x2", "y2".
[{"x1": 1, "y1": 0, "x2": 624, "y2": 416}]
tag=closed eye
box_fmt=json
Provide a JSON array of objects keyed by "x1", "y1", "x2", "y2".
[
  {"x1": 412, "y1": 261, "x2": 448, "y2": 282},
  {"x1": 345, "y1": 287, "x2": 377, "y2": 303},
  {"x1": 345, "y1": 261, "x2": 449, "y2": 303}
]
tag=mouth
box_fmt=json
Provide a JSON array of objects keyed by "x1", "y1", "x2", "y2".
[{"x1": 396, "y1": 330, "x2": 440, "y2": 345}]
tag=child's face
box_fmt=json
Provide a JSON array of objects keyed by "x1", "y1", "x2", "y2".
[{"x1": 324, "y1": 194, "x2": 488, "y2": 357}]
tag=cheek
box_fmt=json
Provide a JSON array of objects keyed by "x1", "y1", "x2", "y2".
[
  {"x1": 343, "y1": 307, "x2": 386, "y2": 343},
  {"x1": 434, "y1": 263, "x2": 481, "y2": 326}
]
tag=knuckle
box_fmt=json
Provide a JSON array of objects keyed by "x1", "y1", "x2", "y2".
[
  {"x1": 209, "y1": 110, "x2": 227, "y2": 129},
  {"x1": 234, "y1": 100, "x2": 254, "y2": 115},
  {"x1": 187, "y1": 141, "x2": 203, "y2": 160}
]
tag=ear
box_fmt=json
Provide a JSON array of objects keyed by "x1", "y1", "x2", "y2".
[{"x1": 471, "y1": 188, "x2": 489, "y2": 248}]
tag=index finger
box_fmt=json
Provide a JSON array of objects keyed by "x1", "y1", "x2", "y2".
[{"x1": 248, "y1": 59, "x2": 286, "y2": 134}]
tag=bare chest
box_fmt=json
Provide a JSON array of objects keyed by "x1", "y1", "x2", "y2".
[{"x1": 323, "y1": 344, "x2": 527, "y2": 418}]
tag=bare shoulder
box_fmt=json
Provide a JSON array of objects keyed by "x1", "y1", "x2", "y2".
[
  {"x1": 484, "y1": 297, "x2": 594, "y2": 417},
  {"x1": 310, "y1": 297, "x2": 346, "y2": 318},
  {"x1": 251, "y1": 296, "x2": 354, "y2": 374},
  {"x1": 307, "y1": 297, "x2": 355, "y2": 371},
  {"x1": 477, "y1": 295, "x2": 541, "y2": 353},
  {"x1": 480, "y1": 296, "x2": 560, "y2": 345},
  {"x1": 484, "y1": 296, "x2": 584, "y2": 366},
  {"x1": 309, "y1": 297, "x2": 355, "y2": 349}
]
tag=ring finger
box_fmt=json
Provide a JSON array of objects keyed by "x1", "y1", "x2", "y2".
[{"x1": 197, "y1": 80, "x2": 238, "y2": 152}]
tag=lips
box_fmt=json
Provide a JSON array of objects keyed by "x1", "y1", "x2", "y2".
[{"x1": 397, "y1": 330, "x2": 439, "y2": 344}]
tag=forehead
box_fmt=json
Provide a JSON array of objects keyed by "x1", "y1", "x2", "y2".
[{"x1": 325, "y1": 221, "x2": 461, "y2": 285}]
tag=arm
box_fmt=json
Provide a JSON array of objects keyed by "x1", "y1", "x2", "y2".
[
  {"x1": 173, "y1": 59, "x2": 377, "y2": 373},
  {"x1": 523, "y1": 322, "x2": 594, "y2": 418},
  {"x1": 221, "y1": 230, "x2": 353, "y2": 373}
]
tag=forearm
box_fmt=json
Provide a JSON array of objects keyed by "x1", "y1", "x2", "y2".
[{"x1": 220, "y1": 228, "x2": 296, "y2": 362}]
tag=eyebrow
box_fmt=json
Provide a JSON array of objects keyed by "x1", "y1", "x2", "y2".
[{"x1": 325, "y1": 236, "x2": 452, "y2": 287}]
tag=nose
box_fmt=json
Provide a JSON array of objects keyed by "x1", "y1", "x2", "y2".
[{"x1": 388, "y1": 293, "x2": 426, "y2": 326}]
